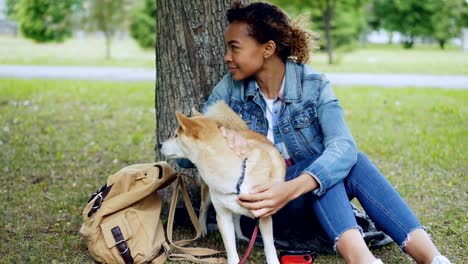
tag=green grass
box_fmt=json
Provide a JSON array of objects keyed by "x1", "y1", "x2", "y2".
[
  {"x1": 0, "y1": 35, "x2": 155, "y2": 68},
  {"x1": 2, "y1": 35, "x2": 468, "y2": 75},
  {"x1": 310, "y1": 44, "x2": 468, "y2": 75},
  {"x1": 0, "y1": 79, "x2": 156, "y2": 262},
  {"x1": 0, "y1": 79, "x2": 466, "y2": 263}
]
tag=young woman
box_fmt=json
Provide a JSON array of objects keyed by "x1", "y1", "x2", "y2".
[{"x1": 199, "y1": 2, "x2": 450, "y2": 264}]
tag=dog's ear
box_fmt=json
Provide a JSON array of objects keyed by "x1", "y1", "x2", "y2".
[
  {"x1": 175, "y1": 111, "x2": 202, "y2": 139},
  {"x1": 191, "y1": 107, "x2": 202, "y2": 117},
  {"x1": 175, "y1": 111, "x2": 190, "y2": 129}
]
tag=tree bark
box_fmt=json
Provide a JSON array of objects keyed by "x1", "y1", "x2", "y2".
[{"x1": 155, "y1": 0, "x2": 249, "y2": 213}]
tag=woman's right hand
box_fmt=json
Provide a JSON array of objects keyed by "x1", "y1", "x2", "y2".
[{"x1": 220, "y1": 126, "x2": 248, "y2": 156}]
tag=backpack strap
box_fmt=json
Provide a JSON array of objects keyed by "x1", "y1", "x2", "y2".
[
  {"x1": 166, "y1": 174, "x2": 226, "y2": 263},
  {"x1": 87, "y1": 184, "x2": 113, "y2": 217},
  {"x1": 111, "y1": 226, "x2": 134, "y2": 264}
]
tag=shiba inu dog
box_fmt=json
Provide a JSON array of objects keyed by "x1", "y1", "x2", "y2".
[{"x1": 160, "y1": 101, "x2": 285, "y2": 264}]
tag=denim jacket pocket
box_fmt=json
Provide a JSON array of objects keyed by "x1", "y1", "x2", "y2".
[
  {"x1": 230, "y1": 98, "x2": 255, "y2": 128},
  {"x1": 291, "y1": 103, "x2": 322, "y2": 145}
]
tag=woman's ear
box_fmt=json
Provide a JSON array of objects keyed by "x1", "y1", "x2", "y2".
[{"x1": 263, "y1": 40, "x2": 277, "y2": 59}]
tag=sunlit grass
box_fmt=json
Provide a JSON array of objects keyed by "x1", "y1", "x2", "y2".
[
  {"x1": 0, "y1": 35, "x2": 155, "y2": 68},
  {"x1": 0, "y1": 79, "x2": 466, "y2": 263}
]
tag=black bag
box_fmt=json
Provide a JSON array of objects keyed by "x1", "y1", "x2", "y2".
[{"x1": 240, "y1": 203, "x2": 393, "y2": 254}]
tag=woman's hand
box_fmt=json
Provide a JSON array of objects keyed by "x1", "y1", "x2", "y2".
[
  {"x1": 237, "y1": 181, "x2": 293, "y2": 218},
  {"x1": 237, "y1": 174, "x2": 319, "y2": 218},
  {"x1": 220, "y1": 126, "x2": 248, "y2": 156}
]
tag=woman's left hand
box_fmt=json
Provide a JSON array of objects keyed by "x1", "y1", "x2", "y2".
[
  {"x1": 237, "y1": 174, "x2": 319, "y2": 218},
  {"x1": 237, "y1": 181, "x2": 292, "y2": 218}
]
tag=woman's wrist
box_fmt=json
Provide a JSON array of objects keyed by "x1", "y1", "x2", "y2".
[{"x1": 287, "y1": 173, "x2": 319, "y2": 200}]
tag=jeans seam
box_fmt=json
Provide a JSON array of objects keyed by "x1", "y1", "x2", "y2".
[
  {"x1": 349, "y1": 176, "x2": 410, "y2": 242},
  {"x1": 314, "y1": 199, "x2": 339, "y2": 248}
]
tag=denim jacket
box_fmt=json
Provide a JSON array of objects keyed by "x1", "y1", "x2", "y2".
[{"x1": 203, "y1": 60, "x2": 357, "y2": 196}]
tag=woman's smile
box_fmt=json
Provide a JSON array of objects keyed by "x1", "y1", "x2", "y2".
[{"x1": 228, "y1": 67, "x2": 238, "y2": 74}]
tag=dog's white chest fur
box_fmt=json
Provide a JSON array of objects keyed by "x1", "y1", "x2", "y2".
[{"x1": 203, "y1": 166, "x2": 255, "y2": 218}]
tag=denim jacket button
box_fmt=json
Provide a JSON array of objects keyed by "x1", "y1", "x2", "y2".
[{"x1": 284, "y1": 128, "x2": 289, "y2": 133}]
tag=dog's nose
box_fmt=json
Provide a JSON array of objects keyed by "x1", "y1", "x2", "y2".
[{"x1": 157, "y1": 143, "x2": 162, "y2": 149}]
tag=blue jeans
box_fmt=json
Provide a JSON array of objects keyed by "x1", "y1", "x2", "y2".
[{"x1": 273, "y1": 152, "x2": 422, "y2": 250}]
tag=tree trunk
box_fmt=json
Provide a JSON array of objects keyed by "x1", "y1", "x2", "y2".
[
  {"x1": 403, "y1": 36, "x2": 414, "y2": 49},
  {"x1": 438, "y1": 39, "x2": 445, "y2": 50},
  {"x1": 387, "y1": 31, "x2": 393, "y2": 44},
  {"x1": 155, "y1": 0, "x2": 249, "y2": 214},
  {"x1": 323, "y1": 1, "x2": 334, "y2": 65},
  {"x1": 105, "y1": 33, "x2": 112, "y2": 59}
]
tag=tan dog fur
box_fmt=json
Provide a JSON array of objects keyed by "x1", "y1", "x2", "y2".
[{"x1": 160, "y1": 101, "x2": 285, "y2": 264}]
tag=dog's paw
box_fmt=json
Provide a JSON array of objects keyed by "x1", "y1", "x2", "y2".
[
  {"x1": 266, "y1": 257, "x2": 280, "y2": 264},
  {"x1": 200, "y1": 224, "x2": 208, "y2": 237},
  {"x1": 201, "y1": 229, "x2": 208, "y2": 237}
]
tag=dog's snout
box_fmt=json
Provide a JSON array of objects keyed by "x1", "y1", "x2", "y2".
[{"x1": 157, "y1": 143, "x2": 162, "y2": 149}]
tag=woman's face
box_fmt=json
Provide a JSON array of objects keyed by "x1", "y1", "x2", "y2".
[{"x1": 224, "y1": 21, "x2": 265, "y2": 81}]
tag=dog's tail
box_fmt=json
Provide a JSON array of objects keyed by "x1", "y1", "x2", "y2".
[{"x1": 204, "y1": 100, "x2": 249, "y2": 131}]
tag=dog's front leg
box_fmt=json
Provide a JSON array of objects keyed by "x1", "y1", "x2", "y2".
[
  {"x1": 199, "y1": 180, "x2": 211, "y2": 237},
  {"x1": 258, "y1": 216, "x2": 279, "y2": 264},
  {"x1": 215, "y1": 206, "x2": 239, "y2": 264}
]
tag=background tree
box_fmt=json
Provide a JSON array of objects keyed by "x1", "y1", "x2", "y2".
[
  {"x1": 15, "y1": 0, "x2": 79, "y2": 43},
  {"x1": 156, "y1": 0, "x2": 249, "y2": 206},
  {"x1": 5, "y1": 0, "x2": 19, "y2": 19},
  {"x1": 429, "y1": 0, "x2": 461, "y2": 49},
  {"x1": 454, "y1": 0, "x2": 468, "y2": 51},
  {"x1": 371, "y1": 0, "x2": 462, "y2": 49},
  {"x1": 130, "y1": 0, "x2": 156, "y2": 49},
  {"x1": 81, "y1": 0, "x2": 132, "y2": 59},
  {"x1": 272, "y1": 0, "x2": 369, "y2": 65}
]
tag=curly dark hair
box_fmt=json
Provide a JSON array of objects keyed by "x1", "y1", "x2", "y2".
[{"x1": 226, "y1": 1, "x2": 317, "y2": 63}]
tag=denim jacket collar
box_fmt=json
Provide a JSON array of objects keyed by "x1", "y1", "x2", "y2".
[{"x1": 244, "y1": 60, "x2": 302, "y2": 103}]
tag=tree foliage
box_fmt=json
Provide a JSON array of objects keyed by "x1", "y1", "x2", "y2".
[
  {"x1": 15, "y1": 0, "x2": 79, "y2": 43},
  {"x1": 129, "y1": 0, "x2": 156, "y2": 49},
  {"x1": 271, "y1": 0, "x2": 369, "y2": 64},
  {"x1": 5, "y1": 0, "x2": 19, "y2": 19},
  {"x1": 462, "y1": 1, "x2": 468, "y2": 28},
  {"x1": 371, "y1": 0, "x2": 465, "y2": 49},
  {"x1": 81, "y1": 0, "x2": 132, "y2": 59}
]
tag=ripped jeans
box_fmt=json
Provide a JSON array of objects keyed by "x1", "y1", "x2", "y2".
[{"x1": 274, "y1": 152, "x2": 423, "y2": 251}]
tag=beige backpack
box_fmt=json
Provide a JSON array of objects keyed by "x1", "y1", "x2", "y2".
[{"x1": 80, "y1": 162, "x2": 226, "y2": 264}]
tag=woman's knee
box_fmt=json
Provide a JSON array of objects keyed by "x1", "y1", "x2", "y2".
[{"x1": 348, "y1": 152, "x2": 384, "y2": 182}]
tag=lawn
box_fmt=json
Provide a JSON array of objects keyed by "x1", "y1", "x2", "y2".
[
  {"x1": 1, "y1": 35, "x2": 468, "y2": 75},
  {"x1": 0, "y1": 35, "x2": 155, "y2": 68},
  {"x1": 0, "y1": 79, "x2": 466, "y2": 263},
  {"x1": 311, "y1": 44, "x2": 468, "y2": 75}
]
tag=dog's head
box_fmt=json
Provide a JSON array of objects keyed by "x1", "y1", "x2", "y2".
[{"x1": 160, "y1": 109, "x2": 218, "y2": 160}]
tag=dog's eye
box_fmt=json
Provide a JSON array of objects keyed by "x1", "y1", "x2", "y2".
[{"x1": 174, "y1": 134, "x2": 178, "y2": 138}]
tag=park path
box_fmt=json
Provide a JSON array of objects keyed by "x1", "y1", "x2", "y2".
[{"x1": 0, "y1": 65, "x2": 467, "y2": 89}]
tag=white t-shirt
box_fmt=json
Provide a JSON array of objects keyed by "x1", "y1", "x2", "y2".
[{"x1": 257, "y1": 77, "x2": 285, "y2": 144}]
